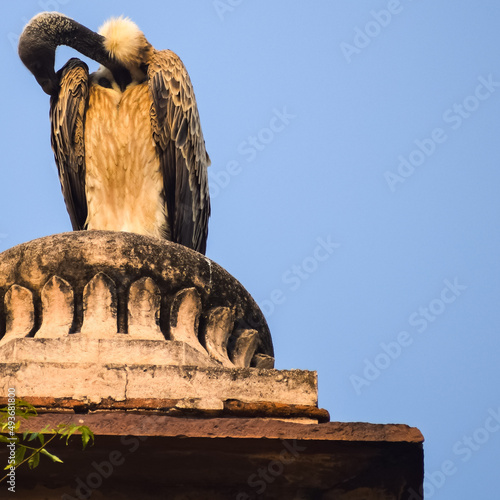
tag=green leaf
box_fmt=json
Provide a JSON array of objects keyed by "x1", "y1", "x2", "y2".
[
  {"x1": 40, "y1": 448, "x2": 63, "y2": 463},
  {"x1": 27, "y1": 452, "x2": 40, "y2": 470},
  {"x1": 55, "y1": 422, "x2": 72, "y2": 434},
  {"x1": 62, "y1": 425, "x2": 80, "y2": 444},
  {"x1": 0, "y1": 403, "x2": 95, "y2": 478},
  {"x1": 27, "y1": 432, "x2": 39, "y2": 442},
  {"x1": 80, "y1": 426, "x2": 94, "y2": 449},
  {"x1": 14, "y1": 445, "x2": 27, "y2": 466}
]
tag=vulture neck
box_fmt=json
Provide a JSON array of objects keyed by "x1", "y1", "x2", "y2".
[{"x1": 19, "y1": 12, "x2": 133, "y2": 94}]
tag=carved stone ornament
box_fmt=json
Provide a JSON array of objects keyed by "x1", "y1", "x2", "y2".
[{"x1": 0, "y1": 231, "x2": 274, "y2": 368}]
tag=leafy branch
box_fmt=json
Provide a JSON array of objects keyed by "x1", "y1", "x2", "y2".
[{"x1": 0, "y1": 399, "x2": 94, "y2": 483}]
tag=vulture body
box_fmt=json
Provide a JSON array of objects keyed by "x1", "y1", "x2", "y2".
[{"x1": 18, "y1": 12, "x2": 210, "y2": 254}]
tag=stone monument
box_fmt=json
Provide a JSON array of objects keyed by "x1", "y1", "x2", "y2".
[
  {"x1": 0, "y1": 231, "x2": 424, "y2": 500},
  {"x1": 0, "y1": 230, "x2": 320, "y2": 418}
]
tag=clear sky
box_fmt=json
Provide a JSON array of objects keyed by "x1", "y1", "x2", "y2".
[{"x1": 1, "y1": 1, "x2": 499, "y2": 498}]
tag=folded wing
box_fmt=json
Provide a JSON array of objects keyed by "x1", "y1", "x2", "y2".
[
  {"x1": 148, "y1": 50, "x2": 211, "y2": 254},
  {"x1": 49, "y1": 58, "x2": 89, "y2": 231}
]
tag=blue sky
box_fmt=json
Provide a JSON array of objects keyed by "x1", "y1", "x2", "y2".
[{"x1": 1, "y1": 1, "x2": 500, "y2": 498}]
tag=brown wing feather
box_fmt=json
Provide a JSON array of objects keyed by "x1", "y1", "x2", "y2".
[
  {"x1": 148, "y1": 50, "x2": 210, "y2": 254},
  {"x1": 49, "y1": 58, "x2": 89, "y2": 230}
]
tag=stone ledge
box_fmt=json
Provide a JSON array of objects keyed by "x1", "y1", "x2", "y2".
[
  {"x1": 0, "y1": 362, "x2": 318, "y2": 408},
  {"x1": 0, "y1": 414, "x2": 424, "y2": 499},
  {"x1": 0, "y1": 337, "x2": 220, "y2": 367},
  {"x1": 0, "y1": 397, "x2": 331, "y2": 422},
  {"x1": 13, "y1": 412, "x2": 423, "y2": 443}
]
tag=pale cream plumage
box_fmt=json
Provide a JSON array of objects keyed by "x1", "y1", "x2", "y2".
[
  {"x1": 84, "y1": 82, "x2": 166, "y2": 238},
  {"x1": 99, "y1": 17, "x2": 149, "y2": 66}
]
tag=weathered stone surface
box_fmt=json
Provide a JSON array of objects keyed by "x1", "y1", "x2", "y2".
[
  {"x1": 10, "y1": 413, "x2": 424, "y2": 442},
  {"x1": 229, "y1": 328, "x2": 259, "y2": 367},
  {"x1": 36, "y1": 275, "x2": 73, "y2": 338},
  {"x1": 0, "y1": 284, "x2": 34, "y2": 345},
  {"x1": 169, "y1": 287, "x2": 205, "y2": 353},
  {"x1": 0, "y1": 338, "x2": 218, "y2": 366},
  {"x1": 0, "y1": 394, "x2": 330, "y2": 421},
  {"x1": 80, "y1": 272, "x2": 118, "y2": 338},
  {"x1": 0, "y1": 344, "x2": 317, "y2": 406},
  {"x1": 123, "y1": 366, "x2": 316, "y2": 405},
  {"x1": 127, "y1": 277, "x2": 164, "y2": 340},
  {"x1": 252, "y1": 352, "x2": 276, "y2": 369},
  {"x1": 4, "y1": 361, "x2": 128, "y2": 403},
  {"x1": 0, "y1": 231, "x2": 274, "y2": 366},
  {"x1": 0, "y1": 414, "x2": 424, "y2": 499},
  {"x1": 203, "y1": 306, "x2": 234, "y2": 367}
]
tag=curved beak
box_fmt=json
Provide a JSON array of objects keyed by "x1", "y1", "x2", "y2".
[{"x1": 35, "y1": 69, "x2": 59, "y2": 96}]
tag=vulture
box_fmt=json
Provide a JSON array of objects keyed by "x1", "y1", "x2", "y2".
[{"x1": 18, "y1": 12, "x2": 210, "y2": 254}]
